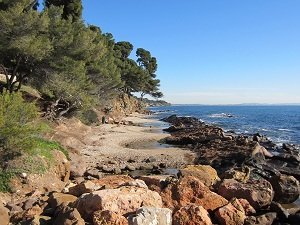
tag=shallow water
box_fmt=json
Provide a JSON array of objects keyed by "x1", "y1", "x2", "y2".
[{"x1": 150, "y1": 105, "x2": 300, "y2": 145}]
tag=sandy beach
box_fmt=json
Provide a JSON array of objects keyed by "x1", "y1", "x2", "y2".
[{"x1": 53, "y1": 112, "x2": 196, "y2": 172}]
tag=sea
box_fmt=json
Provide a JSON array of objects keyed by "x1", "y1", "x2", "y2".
[{"x1": 150, "y1": 105, "x2": 300, "y2": 145}]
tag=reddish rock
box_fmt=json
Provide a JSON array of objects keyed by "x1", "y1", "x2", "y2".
[
  {"x1": 92, "y1": 175, "x2": 133, "y2": 189},
  {"x1": 237, "y1": 198, "x2": 256, "y2": 216},
  {"x1": 160, "y1": 176, "x2": 228, "y2": 212},
  {"x1": 93, "y1": 210, "x2": 128, "y2": 225},
  {"x1": 68, "y1": 180, "x2": 100, "y2": 197},
  {"x1": 75, "y1": 186, "x2": 162, "y2": 220},
  {"x1": 173, "y1": 204, "x2": 213, "y2": 225},
  {"x1": 48, "y1": 192, "x2": 77, "y2": 209},
  {"x1": 179, "y1": 165, "x2": 220, "y2": 187},
  {"x1": 215, "y1": 202, "x2": 246, "y2": 225},
  {"x1": 0, "y1": 203, "x2": 9, "y2": 225},
  {"x1": 218, "y1": 179, "x2": 274, "y2": 209}
]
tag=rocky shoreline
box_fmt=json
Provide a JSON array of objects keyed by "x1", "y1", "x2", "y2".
[{"x1": 1, "y1": 114, "x2": 300, "y2": 224}]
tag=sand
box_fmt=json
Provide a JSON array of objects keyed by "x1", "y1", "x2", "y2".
[{"x1": 54, "y1": 113, "x2": 196, "y2": 169}]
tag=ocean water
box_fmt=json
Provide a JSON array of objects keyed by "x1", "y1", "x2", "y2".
[{"x1": 150, "y1": 105, "x2": 300, "y2": 145}]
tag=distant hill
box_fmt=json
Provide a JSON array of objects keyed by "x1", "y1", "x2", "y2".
[{"x1": 142, "y1": 98, "x2": 171, "y2": 107}]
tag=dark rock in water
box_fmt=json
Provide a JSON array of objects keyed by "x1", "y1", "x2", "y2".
[
  {"x1": 270, "y1": 175, "x2": 300, "y2": 204},
  {"x1": 245, "y1": 212, "x2": 277, "y2": 225},
  {"x1": 162, "y1": 115, "x2": 203, "y2": 127},
  {"x1": 218, "y1": 178, "x2": 274, "y2": 210}
]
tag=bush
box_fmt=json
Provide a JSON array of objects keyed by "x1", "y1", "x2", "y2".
[
  {"x1": 0, "y1": 92, "x2": 41, "y2": 152},
  {"x1": 79, "y1": 109, "x2": 99, "y2": 125}
]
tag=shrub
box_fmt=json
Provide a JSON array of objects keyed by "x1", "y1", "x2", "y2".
[
  {"x1": 79, "y1": 109, "x2": 99, "y2": 125},
  {"x1": 0, "y1": 92, "x2": 41, "y2": 153}
]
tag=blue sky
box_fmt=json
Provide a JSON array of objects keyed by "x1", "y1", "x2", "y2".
[{"x1": 82, "y1": 0, "x2": 300, "y2": 104}]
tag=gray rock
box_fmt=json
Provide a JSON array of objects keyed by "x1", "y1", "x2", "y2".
[
  {"x1": 245, "y1": 212, "x2": 277, "y2": 225},
  {"x1": 270, "y1": 174, "x2": 300, "y2": 204},
  {"x1": 128, "y1": 207, "x2": 172, "y2": 225}
]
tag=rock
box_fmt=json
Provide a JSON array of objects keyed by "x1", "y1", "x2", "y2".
[
  {"x1": 0, "y1": 203, "x2": 9, "y2": 225},
  {"x1": 145, "y1": 156, "x2": 157, "y2": 163},
  {"x1": 114, "y1": 167, "x2": 122, "y2": 175},
  {"x1": 85, "y1": 168, "x2": 103, "y2": 179},
  {"x1": 218, "y1": 179, "x2": 274, "y2": 209},
  {"x1": 215, "y1": 202, "x2": 246, "y2": 225},
  {"x1": 120, "y1": 179, "x2": 148, "y2": 189},
  {"x1": 252, "y1": 143, "x2": 273, "y2": 158},
  {"x1": 24, "y1": 205, "x2": 43, "y2": 219},
  {"x1": 93, "y1": 210, "x2": 128, "y2": 225},
  {"x1": 48, "y1": 193, "x2": 77, "y2": 209},
  {"x1": 237, "y1": 198, "x2": 256, "y2": 215},
  {"x1": 289, "y1": 211, "x2": 300, "y2": 225},
  {"x1": 30, "y1": 215, "x2": 53, "y2": 225},
  {"x1": 128, "y1": 207, "x2": 172, "y2": 225},
  {"x1": 93, "y1": 175, "x2": 133, "y2": 189},
  {"x1": 53, "y1": 204, "x2": 85, "y2": 225},
  {"x1": 223, "y1": 167, "x2": 251, "y2": 183},
  {"x1": 172, "y1": 204, "x2": 212, "y2": 225},
  {"x1": 52, "y1": 150, "x2": 71, "y2": 182},
  {"x1": 75, "y1": 186, "x2": 162, "y2": 220},
  {"x1": 270, "y1": 201, "x2": 289, "y2": 220},
  {"x1": 68, "y1": 180, "x2": 100, "y2": 197},
  {"x1": 23, "y1": 197, "x2": 38, "y2": 210},
  {"x1": 69, "y1": 153, "x2": 87, "y2": 178},
  {"x1": 270, "y1": 174, "x2": 300, "y2": 204},
  {"x1": 244, "y1": 212, "x2": 277, "y2": 225},
  {"x1": 179, "y1": 165, "x2": 220, "y2": 187},
  {"x1": 6, "y1": 202, "x2": 23, "y2": 213},
  {"x1": 125, "y1": 165, "x2": 136, "y2": 171},
  {"x1": 161, "y1": 176, "x2": 228, "y2": 212},
  {"x1": 101, "y1": 165, "x2": 114, "y2": 173}
]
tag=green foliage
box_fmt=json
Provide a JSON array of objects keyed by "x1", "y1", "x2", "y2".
[
  {"x1": 79, "y1": 109, "x2": 99, "y2": 125},
  {"x1": 45, "y1": 0, "x2": 82, "y2": 21},
  {"x1": 0, "y1": 0, "x2": 52, "y2": 92},
  {"x1": 0, "y1": 92, "x2": 41, "y2": 152},
  {"x1": 0, "y1": 170, "x2": 14, "y2": 192}
]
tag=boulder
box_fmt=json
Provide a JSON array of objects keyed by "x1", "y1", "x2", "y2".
[
  {"x1": 0, "y1": 203, "x2": 9, "y2": 225},
  {"x1": 160, "y1": 176, "x2": 228, "y2": 212},
  {"x1": 52, "y1": 150, "x2": 71, "y2": 182},
  {"x1": 270, "y1": 174, "x2": 300, "y2": 204},
  {"x1": 173, "y1": 204, "x2": 212, "y2": 225},
  {"x1": 69, "y1": 153, "x2": 87, "y2": 178},
  {"x1": 215, "y1": 202, "x2": 246, "y2": 225},
  {"x1": 68, "y1": 180, "x2": 100, "y2": 197},
  {"x1": 93, "y1": 210, "x2": 128, "y2": 225},
  {"x1": 244, "y1": 212, "x2": 277, "y2": 225},
  {"x1": 48, "y1": 193, "x2": 77, "y2": 209},
  {"x1": 53, "y1": 204, "x2": 85, "y2": 225},
  {"x1": 179, "y1": 165, "x2": 220, "y2": 187},
  {"x1": 218, "y1": 179, "x2": 274, "y2": 209},
  {"x1": 237, "y1": 199, "x2": 256, "y2": 215},
  {"x1": 128, "y1": 207, "x2": 172, "y2": 225},
  {"x1": 75, "y1": 186, "x2": 162, "y2": 220}
]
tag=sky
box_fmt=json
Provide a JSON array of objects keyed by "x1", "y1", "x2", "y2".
[{"x1": 82, "y1": 0, "x2": 300, "y2": 104}]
